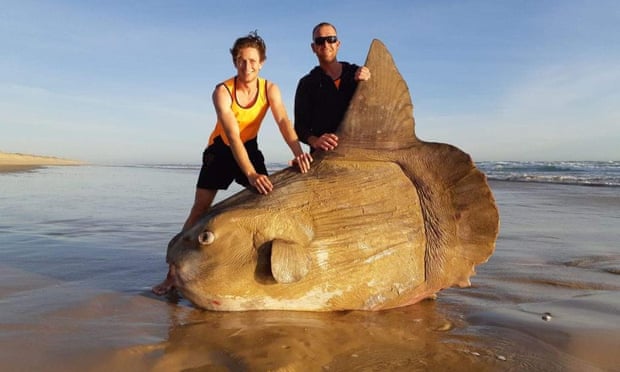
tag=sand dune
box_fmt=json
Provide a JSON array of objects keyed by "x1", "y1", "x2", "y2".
[{"x1": 0, "y1": 151, "x2": 84, "y2": 172}]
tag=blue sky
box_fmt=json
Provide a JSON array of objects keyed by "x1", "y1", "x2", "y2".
[{"x1": 1, "y1": 0, "x2": 618, "y2": 164}]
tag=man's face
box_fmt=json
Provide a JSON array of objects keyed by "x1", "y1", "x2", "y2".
[
  {"x1": 311, "y1": 25, "x2": 340, "y2": 63},
  {"x1": 235, "y1": 47, "x2": 263, "y2": 82}
]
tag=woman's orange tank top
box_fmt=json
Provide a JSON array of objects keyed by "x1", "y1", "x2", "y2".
[{"x1": 208, "y1": 76, "x2": 270, "y2": 146}]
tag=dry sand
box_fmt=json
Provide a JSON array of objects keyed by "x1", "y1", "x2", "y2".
[{"x1": 0, "y1": 151, "x2": 84, "y2": 172}]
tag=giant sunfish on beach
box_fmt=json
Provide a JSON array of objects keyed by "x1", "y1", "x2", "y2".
[{"x1": 165, "y1": 39, "x2": 500, "y2": 311}]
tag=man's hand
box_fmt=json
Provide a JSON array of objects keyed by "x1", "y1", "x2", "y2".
[
  {"x1": 355, "y1": 66, "x2": 371, "y2": 81},
  {"x1": 311, "y1": 133, "x2": 339, "y2": 151}
]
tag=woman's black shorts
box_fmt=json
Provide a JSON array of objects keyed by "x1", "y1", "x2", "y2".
[{"x1": 196, "y1": 136, "x2": 268, "y2": 190}]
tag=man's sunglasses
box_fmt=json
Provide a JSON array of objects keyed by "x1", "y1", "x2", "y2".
[{"x1": 313, "y1": 36, "x2": 338, "y2": 46}]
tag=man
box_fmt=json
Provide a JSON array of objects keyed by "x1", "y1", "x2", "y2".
[
  {"x1": 294, "y1": 22, "x2": 371, "y2": 152},
  {"x1": 153, "y1": 31, "x2": 313, "y2": 296}
]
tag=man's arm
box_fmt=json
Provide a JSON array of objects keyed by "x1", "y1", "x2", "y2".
[
  {"x1": 294, "y1": 77, "x2": 339, "y2": 151},
  {"x1": 293, "y1": 78, "x2": 313, "y2": 145}
]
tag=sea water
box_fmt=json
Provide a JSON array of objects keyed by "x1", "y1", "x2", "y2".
[
  {"x1": 478, "y1": 160, "x2": 620, "y2": 186},
  {"x1": 1, "y1": 161, "x2": 619, "y2": 371}
]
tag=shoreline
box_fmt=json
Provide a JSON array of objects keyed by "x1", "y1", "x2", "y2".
[{"x1": 0, "y1": 151, "x2": 84, "y2": 173}]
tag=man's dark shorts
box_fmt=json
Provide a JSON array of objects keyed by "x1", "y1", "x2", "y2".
[{"x1": 196, "y1": 136, "x2": 268, "y2": 190}]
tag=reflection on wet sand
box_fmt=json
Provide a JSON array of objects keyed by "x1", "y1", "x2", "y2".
[
  {"x1": 107, "y1": 300, "x2": 470, "y2": 371},
  {"x1": 99, "y1": 290, "x2": 614, "y2": 371}
]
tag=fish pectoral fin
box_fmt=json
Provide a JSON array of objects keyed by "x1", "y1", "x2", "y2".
[{"x1": 271, "y1": 239, "x2": 311, "y2": 284}]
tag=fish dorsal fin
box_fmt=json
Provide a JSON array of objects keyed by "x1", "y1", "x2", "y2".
[{"x1": 338, "y1": 39, "x2": 418, "y2": 150}]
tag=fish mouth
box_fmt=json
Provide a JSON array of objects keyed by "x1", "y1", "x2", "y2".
[
  {"x1": 168, "y1": 264, "x2": 186, "y2": 289},
  {"x1": 164, "y1": 231, "x2": 194, "y2": 290},
  {"x1": 152, "y1": 262, "x2": 185, "y2": 297}
]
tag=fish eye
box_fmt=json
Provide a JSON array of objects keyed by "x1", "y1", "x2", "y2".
[{"x1": 198, "y1": 231, "x2": 215, "y2": 245}]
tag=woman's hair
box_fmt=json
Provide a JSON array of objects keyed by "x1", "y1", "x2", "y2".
[{"x1": 230, "y1": 30, "x2": 267, "y2": 63}]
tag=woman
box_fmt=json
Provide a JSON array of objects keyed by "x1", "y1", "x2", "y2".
[{"x1": 153, "y1": 31, "x2": 312, "y2": 296}]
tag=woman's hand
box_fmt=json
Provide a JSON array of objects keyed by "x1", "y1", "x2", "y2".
[
  {"x1": 248, "y1": 173, "x2": 273, "y2": 194},
  {"x1": 292, "y1": 152, "x2": 313, "y2": 173}
]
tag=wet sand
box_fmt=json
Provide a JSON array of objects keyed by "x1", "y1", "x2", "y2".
[{"x1": 1, "y1": 172, "x2": 618, "y2": 371}]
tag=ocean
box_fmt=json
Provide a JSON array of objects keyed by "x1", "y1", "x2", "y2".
[
  {"x1": 1, "y1": 161, "x2": 618, "y2": 371},
  {"x1": 132, "y1": 159, "x2": 620, "y2": 186},
  {"x1": 478, "y1": 160, "x2": 620, "y2": 187}
]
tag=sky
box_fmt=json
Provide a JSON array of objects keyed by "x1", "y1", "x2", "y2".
[{"x1": 1, "y1": 0, "x2": 619, "y2": 164}]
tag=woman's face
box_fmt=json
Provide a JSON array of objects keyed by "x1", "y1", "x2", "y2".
[{"x1": 235, "y1": 47, "x2": 263, "y2": 83}]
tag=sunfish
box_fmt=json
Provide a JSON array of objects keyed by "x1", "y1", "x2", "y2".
[{"x1": 164, "y1": 39, "x2": 499, "y2": 311}]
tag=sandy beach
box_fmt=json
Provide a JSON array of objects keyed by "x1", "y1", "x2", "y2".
[
  {"x1": 0, "y1": 151, "x2": 84, "y2": 173},
  {"x1": 1, "y1": 165, "x2": 618, "y2": 371}
]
